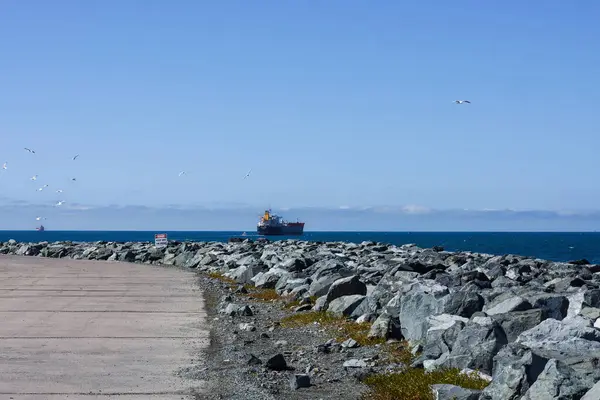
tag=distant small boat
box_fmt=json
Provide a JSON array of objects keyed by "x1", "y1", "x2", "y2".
[{"x1": 36, "y1": 225, "x2": 45, "y2": 232}]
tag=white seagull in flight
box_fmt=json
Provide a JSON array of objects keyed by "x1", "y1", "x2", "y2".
[
  {"x1": 24, "y1": 148, "x2": 35, "y2": 154},
  {"x1": 56, "y1": 189, "x2": 63, "y2": 193},
  {"x1": 2, "y1": 162, "x2": 6, "y2": 170},
  {"x1": 453, "y1": 100, "x2": 471, "y2": 104},
  {"x1": 35, "y1": 216, "x2": 47, "y2": 221},
  {"x1": 37, "y1": 184, "x2": 49, "y2": 191},
  {"x1": 73, "y1": 154, "x2": 79, "y2": 160},
  {"x1": 179, "y1": 171, "x2": 186, "y2": 177},
  {"x1": 55, "y1": 200, "x2": 65, "y2": 206},
  {"x1": 30, "y1": 175, "x2": 38, "y2": 181},
  {"x1": 243, "y1": 169, "x2": 252, "y2": 179}
]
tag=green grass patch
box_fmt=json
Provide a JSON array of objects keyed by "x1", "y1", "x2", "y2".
[
  {"x1": 379, "y1": 341, "x2": 414, "y2": 365},
  {"x1": 281, "y1": 295, "x2": 318, "y2": 310},
  {"x1": 245, "y1": 287, "x2": 280, "y2": 302},
  {"x1": 361, "y1": 367, "x2": 490, "y2": 400},
  {"x1": 207, "y1": 272, "x2": 237, "y2": 286},
  {"x1": 280, "y1": 311, "x2": 385, "y2": 346}
]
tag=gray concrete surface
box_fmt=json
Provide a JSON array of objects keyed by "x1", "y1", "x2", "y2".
[{"x1": 0, "y1": 255, "x2": 209, "y2": 399}]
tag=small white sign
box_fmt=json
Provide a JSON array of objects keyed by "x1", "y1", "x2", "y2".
[{"x1": 155, "y1": 233, "x2": 168, "y2": 248}]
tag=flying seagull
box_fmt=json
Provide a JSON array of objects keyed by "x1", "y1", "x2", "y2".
[
  {"x1": 35, "y1": 216, "x2": 47, "y2": 221},
  {"x1": 71, "y1": 178, "x2": 76, "y2": 181},
  {"x1": 73, "y1": 154, "x2": 79, "y2": 161},
  {"x1": 30, "y1": 175, "x2": 38, "y2": 181},
  {"x1": 179, "y1": 171, "x2": 186, "y2": 177},
  {"x1": 24, "y1": 148, "x2": 35, "y2": 154},
  {"x1": 453, "y1": 100, "x2": 471, "y2": 104},
  {"x1": 243, "y1": 169, "x2": 252, "y2": 179},
  {"x1": 55, "y1": 200, "x2": 65, "y2": 206},
  {"x1": 37, "y1": 184, "x2": 49, "y2": 191},
  {"x1": 56, "y1": 189, "x2": 63, "y2": 193},
  {"x1": 2, "y1": 162, "x2": 6, "y2": 170}
]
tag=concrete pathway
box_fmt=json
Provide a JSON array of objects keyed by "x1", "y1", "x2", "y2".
[{"x1": 0, "y1": 255, "x2": 209, "y2": 399}]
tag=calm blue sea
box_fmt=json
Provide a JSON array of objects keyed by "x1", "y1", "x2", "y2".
[{"x1": 0, "y1": 231, "x2": 599, "y2": 264}]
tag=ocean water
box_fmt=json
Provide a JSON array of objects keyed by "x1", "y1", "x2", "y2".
[{"x1": 0, "y1": 231, "x2": 599, "y2": 264}]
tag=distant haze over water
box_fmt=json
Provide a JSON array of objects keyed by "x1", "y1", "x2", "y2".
[{"x1": 0, "y1": 231, "x2": 598, "y2": 264}]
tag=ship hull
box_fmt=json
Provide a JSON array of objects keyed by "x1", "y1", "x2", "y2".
[{"x1": 257, "y1": 225, "x2": 304, "y2": 236}]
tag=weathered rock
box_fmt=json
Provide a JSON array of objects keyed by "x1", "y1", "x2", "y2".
[
  {"x1": 349, "y1": 296, "x2": 379, "y2": 319},
  {"x1": 310, "y1": 259, "x2": 352, "y2": 280},
  {"x1": 252, "y1": 268, "x2": 288, "y2": 289},
  {"x1": 368, "y1": 313, "x2": 402, "y2": 340},
  {"x1": 431, "y1": 384, "x2": 482, "y2": 400},
  {"x1": 529, "y1": 294, "x2": 570, "y2": 321},
  {"x1": 491, "y1": 309, "x2": 547, "y2": 343},
  {"x1": 327, "y1": 295, "x2": 367, "y2": 317},
  {"x1": 443, "y1": 318, "x2": 508, "y2": 375},
  {"x1": 480, "y1": 343, "x2": 549, "y2": 400},
  {"x1": 580, "y1": 307, "x2": 600, "y2": 320},
  {"x1": 485, "y1": 296, "x2": 532, "y2": 316},
  {"x1": 583, "y1": 289, "x2": 600, "y2": 308},
  {"x1": 308, "y1": 275, "x2": 342, "y2": 298},
  {"x1": 325, "y1": 275, "x2": 367, "y2": 304},
  {"x1": 421, "y1": 314, "x2": 467, "y2": 361},
  {"x1": 227, "y1": 265, "x2": 259, "y2": 284},
  {"x1": 444, "y1": 290, "x2": 485, "y2": 318},
  {"x1": 312, "y1": 295, "x2": 328, "y2": 311},
  {"x1": 238, "y1": 323, "x2": 256, "y2": 332},
  {"x1": 522, "y1": 359, "x2": 594, "y2": 399},
  {"x1": 220, "y1": 303, "x2": 253, "y2": 317},
  {"x1": 265, "y1": 353, "x2": 287, "y2": 371},
  {"x1": 290, "y1": 374, "x2": 311, "y2": 390},
  {"x1": 397, "y1": 282, "x2": 449, "y2": 344},
  {"x1": 343, "y1": 359, "x2": 367, "y2": 368},
  {"x1": 279, "y1": 257, "x2": 308, "y2": 272},
  {"x1": 516, "y1": 316, "x2": 600, "y2": 375},
  {"x1": 582, "y1": 380, "x2": 600, "y2": 400},
  {"x1": 341, "y1": 338, "x2": 359, "y2": 348}
]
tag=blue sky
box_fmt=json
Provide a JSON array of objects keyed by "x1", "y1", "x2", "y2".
[{"x1": 1, "y1": 1, "x2": 599, "y2": 230}]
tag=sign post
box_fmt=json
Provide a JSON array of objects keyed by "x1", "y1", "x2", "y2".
[{"x1": 154, "y1": 233, "x2": 168, "y2": 248}]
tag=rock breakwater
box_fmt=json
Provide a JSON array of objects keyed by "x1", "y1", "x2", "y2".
[{"x1": 2, "y1": 237, "x2": 600, "y2": 399}]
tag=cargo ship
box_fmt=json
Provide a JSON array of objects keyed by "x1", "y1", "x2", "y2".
[
  {"x1": 257, "y1": 209, "x2": 304, "y2": 236},
  {"x1": 36, "y1": 225, "x2": 45, "y2": 232}
]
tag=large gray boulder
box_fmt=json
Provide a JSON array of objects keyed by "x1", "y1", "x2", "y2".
[
  {"x1": 480, "y1": 343, "x2": 548, "y2": 400},
  {"x1": 349, "y1": 295, "x2": 379, "y2": 319},
  {"x1": 226, "y1": 264, "x2": 261, "y2": 284},
  {"x1": 491, "y1": 309, "x2": 547, "y2": 343},
  {"x1": 583, "y1": 289, "x2": 600, "y2": 308},
  {"x1": 485, "y1": 296, "x2": 532, "y2": 316},
  {"x1": 522, "y1": 359, "x2": 594, "y2": 400},
  {"x1": 308, "y1": 274, "x2": 342, "y2": 298},
  {"x1": 397, "y1": 282, "x2": 449, "y2": 344},
  {"x1": 252, "y1": 267, "x2": 289, "y2": 289},
  {"x1": 582, "y1": 381, "x2": 600, "y2": 400},
  {"x1": 421, "y1": 314, "x2": 468, "y2": 361},
  {"x1": 529, "y1": 294, "x2": 570, "y2": 320},
  {"x1": 325, "y1": 275, "x2": 367, "y2": 304},
  {"x1": 516, "y1": 316, "x2": 600, "y2": 380},
  {"x1": 443, "y1": 290, "x2": 485, "y2": 318},
  {"x1": 310, "y1": 259, "x2": 352, "y2": 280},
  {"x1": 326, "y1": 295, "x2": 366, "y2": 317},
  {"x1": 443, "y1": 317, "x2": 508, "y2": 375}
]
